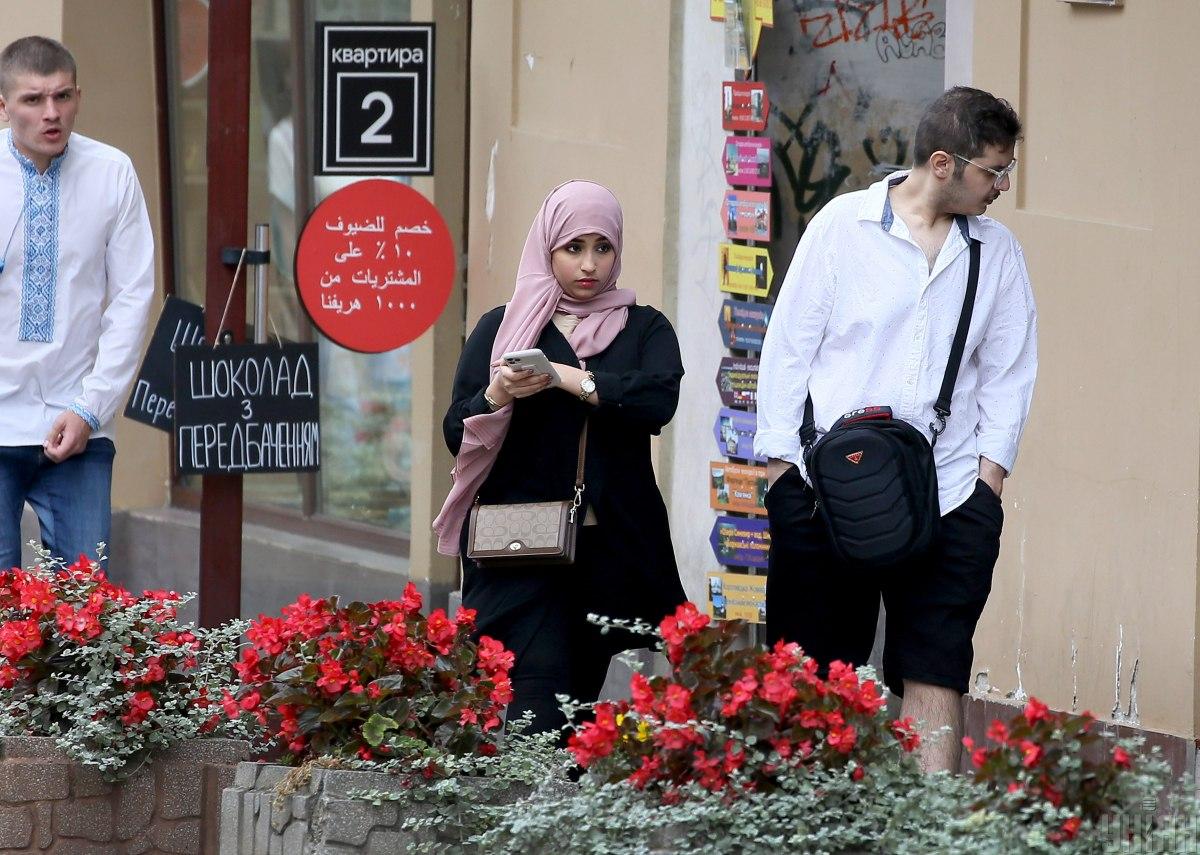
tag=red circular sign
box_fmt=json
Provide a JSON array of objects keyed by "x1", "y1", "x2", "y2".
[{"x1": 294, "y1": 179, "x2": 456, "y2": 353}]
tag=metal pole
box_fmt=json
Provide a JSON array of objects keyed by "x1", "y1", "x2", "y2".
[{"x1": 253, "y1": 223, "x2": 270, "y2": 344}]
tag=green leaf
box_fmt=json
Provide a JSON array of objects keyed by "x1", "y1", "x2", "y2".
[{"x1": 362, "y1": 713, "x2": 399, "y2": 747}]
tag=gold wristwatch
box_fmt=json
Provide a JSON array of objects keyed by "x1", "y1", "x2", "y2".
[{"x1": 578, "y1": 372, "x2": 597, "y2": 401}]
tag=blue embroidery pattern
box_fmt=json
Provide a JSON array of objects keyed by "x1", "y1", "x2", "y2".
[
  {"x1": 9, "y1": 134, "x2": 65, "y2": 343},
  {"x1": 68, "y1": 402, "x2": 100, "y2": 431}
]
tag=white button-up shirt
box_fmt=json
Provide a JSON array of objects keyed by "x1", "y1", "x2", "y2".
[
  {"x1": 0, "y1": 129, "x2": 154, "y2": 444},
  {"x1": 754, "y1": 172, "x2": 1037, "y2": 514}
]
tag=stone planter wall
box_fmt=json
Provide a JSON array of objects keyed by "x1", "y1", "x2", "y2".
[
  {"x1": 220, "y1": 762, "x2": 576, "y2": 854},
  {"x1": 0, "y1": 737, "x2": 248, "y2": 854}
]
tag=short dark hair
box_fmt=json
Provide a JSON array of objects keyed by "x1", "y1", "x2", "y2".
[
  {"x1": 914, "y1": 86, "x2": 1022, "y2": 174},
  {"x1": 0, "y1": 36, "x2": 77, "y2": 96}
]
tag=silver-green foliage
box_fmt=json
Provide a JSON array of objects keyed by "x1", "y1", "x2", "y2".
[
  {"x1": 474, "y1": 758, "x2": 1177, "y2": 855},
  {"x1": 338, "y1": 713, "x2": 1181, "y2": 854},
  {"x1": 346, "y1": 713, "x2": 575, "y2": 853}
]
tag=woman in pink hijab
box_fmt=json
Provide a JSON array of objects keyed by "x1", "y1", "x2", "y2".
[{"x1": 436, "y1": 180, "x2": 686, "y2": 736}]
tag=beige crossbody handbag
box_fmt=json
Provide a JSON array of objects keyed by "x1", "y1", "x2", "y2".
[{"x1": 465, "y1": 422, "x2": 588, "y2": 566}]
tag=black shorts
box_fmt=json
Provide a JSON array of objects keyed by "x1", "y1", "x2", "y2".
[{"x1": 764, "y1": 466, "x2": 1003, "y2": 696}]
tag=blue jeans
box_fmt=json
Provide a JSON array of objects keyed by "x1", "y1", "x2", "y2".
[{"x1": 0, "y1": 438, "x2": 115, "y2": 570}]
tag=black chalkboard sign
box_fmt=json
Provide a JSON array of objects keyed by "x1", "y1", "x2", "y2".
[
  {"x1": 123, "y1": 296, "x2": 205, "y2": 432},
  {"x1": 173, "y1": 343, "x2": 321, "y2": 475}
]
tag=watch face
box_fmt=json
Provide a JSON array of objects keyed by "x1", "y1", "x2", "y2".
[{"x1": 581, "y1": 377, "x2": 596, "y2": 394}]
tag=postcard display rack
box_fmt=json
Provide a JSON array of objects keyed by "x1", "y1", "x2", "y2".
[{"x1": 707, "y1": 0, "x2": 773, "y2": 634}]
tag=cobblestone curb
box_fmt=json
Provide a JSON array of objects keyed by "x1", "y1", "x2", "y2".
[
  {"x1": 0, "y1": 736, "x2": 248, "y2": 854},
  {"x1": 219, "y1": 761, "x2": 577, "y2": 854}
]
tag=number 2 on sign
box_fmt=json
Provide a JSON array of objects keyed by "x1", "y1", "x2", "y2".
[{"x1": 360, "y1": 92, "x2": 393, "y2": 144}]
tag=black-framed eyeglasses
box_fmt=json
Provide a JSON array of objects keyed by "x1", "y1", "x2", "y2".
[{"x1": 954, "y1": 154, "x2": 1017, "y2": 188}]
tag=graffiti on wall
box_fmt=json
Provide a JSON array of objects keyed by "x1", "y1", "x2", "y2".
[
  {"x1": 760, "y1": 0, "x2": 945, "y2": 273},
  {"x1": 794, "y1": 0, "x2": 944, "y2": 55}
]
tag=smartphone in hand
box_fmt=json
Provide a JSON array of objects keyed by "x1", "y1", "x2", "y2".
[{"x1": 501, "y1": 348, "x2": 561, "y2": 384}]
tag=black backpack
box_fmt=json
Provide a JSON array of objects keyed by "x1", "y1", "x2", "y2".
[{"x1": 800, "y1": 224, "x2": 980, "y2": 567}]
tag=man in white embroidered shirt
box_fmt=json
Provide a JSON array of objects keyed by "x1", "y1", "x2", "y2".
[
  {"x1": 755, "y1": 88, "x2": 1037, "y2": 773},
  {"x1": 0, "y1": 37, "x2": 154, "y2": 569}
]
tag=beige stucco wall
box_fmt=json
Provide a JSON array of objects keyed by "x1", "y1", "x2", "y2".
[
  {"x1": 970, "y1": 0, "x2": 1199, "y2": 738},
  {"x1": 64, "y1": 1, "x2": 169, "y2": 512},
  {"x1": 0, "y1": 2, "x2": 169, "y2": 513},
  {"x1": 465, "y1": 0, "x2": 672, "y2": 325},
  {"x1": 0, "y1": 3, "x2": 63, "y2": 46}
]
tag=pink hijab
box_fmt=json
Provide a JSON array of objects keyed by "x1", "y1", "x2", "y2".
[{"x1": 433, "y1": 180, "x2": 637, "y2": 555}]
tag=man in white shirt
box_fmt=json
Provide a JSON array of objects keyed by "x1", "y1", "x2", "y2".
[
  {"x1": 0, "y1": 37, "x2": 154, "y2": 569},
  {"x1": 755, "y1": 87, "x2": 1037, "y2": 772}
]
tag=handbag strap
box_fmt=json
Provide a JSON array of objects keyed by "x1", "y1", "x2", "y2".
[
  {"x1": 574, "y1": 420, "x2": 588, "y2": 489},
  {"x1": 799, "y1": 216, "x2": 981, "y2": 453}
]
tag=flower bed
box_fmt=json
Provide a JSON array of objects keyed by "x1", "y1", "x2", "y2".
[
  {"x1": 471, "y1": 606, "x2": 1174, "y2": 854},
  {"x1": 567, "y1": 604, "x2": 922, "y2": 795},
  {"x1": 212, "y1": 594, "x2": 1185, "y2": 853},
  {"x1": 229, "y1": 585, "x2": 513, "y2": 765},
  {"x1": 219, "y1": 589, "x2": 573, "y2": 854},
  {"x1": 0, "y1": 554, "x2": 259, "y2": 779},
  {"x1": 962, "y1": 697, "x2": 1146, "y2": 844}
]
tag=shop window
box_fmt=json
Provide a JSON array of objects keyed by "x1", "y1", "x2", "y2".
[{"x1": 164, "y1": 0, "x2": 414, "y2": 544}]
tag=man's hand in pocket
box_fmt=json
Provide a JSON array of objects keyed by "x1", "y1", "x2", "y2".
[
  {"x1": 767, "y1": 458, "x2": 795, "y2": 489},
  {"x1": 979, "y1": 456, "x2": 1006, "y2": 498}
]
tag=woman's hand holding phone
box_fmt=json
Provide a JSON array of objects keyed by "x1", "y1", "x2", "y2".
[
  {"x1": 488, "y1": 359, "x2": 553, "y2": 406},
  {"x1": 486, "y1": 349, "x2": 600, "y2": 408}
]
